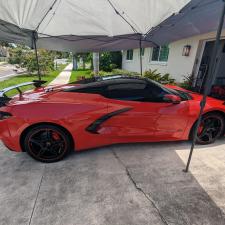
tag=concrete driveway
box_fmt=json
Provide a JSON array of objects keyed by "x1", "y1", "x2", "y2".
[{"x1": 1, "y1": 140, "x2": 225, "y2": 225}]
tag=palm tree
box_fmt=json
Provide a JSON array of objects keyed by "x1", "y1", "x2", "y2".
[
  {"x1": 93, "y1": 52, "x2": 99, "y2": 75},
  {"x1": 72, "y1": 53, "x2": 78, "y2": 70}
]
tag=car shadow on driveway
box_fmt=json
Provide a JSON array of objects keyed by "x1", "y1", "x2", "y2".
[{"x1": 1, "y1": 140, "x2": 225, "y2": 225}]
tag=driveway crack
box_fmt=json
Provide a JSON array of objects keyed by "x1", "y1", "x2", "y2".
[
  {"x1": 28, "y1": 165, "x2": 45, "y2": 225},
  {"x1": 111, "y1": 149, "x2": 169, "y2": 225}
]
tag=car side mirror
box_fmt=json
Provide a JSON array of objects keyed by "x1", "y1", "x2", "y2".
[{"x1": 163, "y1": 94, "x2": 181, "y2": 104}]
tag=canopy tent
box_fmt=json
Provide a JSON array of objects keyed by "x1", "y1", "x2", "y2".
[
  {"x1": 1, "y1": 0, "x2": 224, "y2": 52},
  {"x1": 147, "y1": 0, "x2": 225, "y2": 46},
  {"x1": 0, "y1": 0, "x2": 225, "y2": 172},
  {"x1": 0, "y1": 0, "x2": 190, "y2": 52}
]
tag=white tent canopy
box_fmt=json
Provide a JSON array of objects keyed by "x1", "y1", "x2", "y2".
[
  {"x1": 0, "y1": 0, "x2": 190, "y2": 52},
  {"x1": 147, "y1": 0, "x2": 225, "y2": 46}
]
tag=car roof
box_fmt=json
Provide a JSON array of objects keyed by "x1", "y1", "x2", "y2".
[{"x1": 67, "y1": 75, "x2": 147, "y2": 91}]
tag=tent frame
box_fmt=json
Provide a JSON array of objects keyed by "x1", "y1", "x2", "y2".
[
  {"x1": 184, "y1": 0, "x2": 225, "y2": 172},
  {"x1": 32, "y1": 32, "x2": 41, "y2": 81},
  {"x1": 139, "y1": 37, "x2": 143, "y2": 76}
]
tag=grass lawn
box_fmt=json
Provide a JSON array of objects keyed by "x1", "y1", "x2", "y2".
[
  {"x1": 0, "y1": 64, "x2": 67, "y2": 97},
  {"x1": 69, "y1": 69, "x2": 91, "y2": 83}
]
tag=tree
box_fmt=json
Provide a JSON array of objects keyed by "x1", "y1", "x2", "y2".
[
  {"x1": 53, "y1": 51, "x2": 70, "y2": 59},
  {"x1": 22, "y1": 49, "x2": 54, "y2": 73},
  {"x1": 8, "y1": 45, "x2": 27, "y2": 65},
  {"x1": 99, "y1": 51, "x2": 122, "y2": 72},
  {"x1": 0, "y1": 41, "x2": 13, "y2": 48},
  {"x1": 8, "y1": 45, "x2": 55, "y2": 73},
  {"x1": 76, "y1": 53, "x2": 90, "y2": 70}
]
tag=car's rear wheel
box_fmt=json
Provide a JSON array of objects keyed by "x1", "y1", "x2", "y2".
[
  {"x1": 24, "y1": 125, "x2": 71, "y2": 163},
  {"x1": 193, "y1": 113, "x2": 224, "y2": 145}
]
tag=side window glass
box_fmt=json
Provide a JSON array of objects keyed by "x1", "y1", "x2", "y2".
[
  {"x1": 107, "y1": 83, "x2": 146, "y2": 91},
  {"x1": 69, "y1": 82, "x2": 167, "y2": 103},
  {"x1": 105, "y1": 83, "x2": 147, "y2": 101},
  {"x1": 71, "y1": 86, "x2": 106, "y2": 95}
]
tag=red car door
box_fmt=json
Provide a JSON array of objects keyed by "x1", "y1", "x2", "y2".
[{"x1": 98, "y1": 81, "x2": 190, "y2": 142}]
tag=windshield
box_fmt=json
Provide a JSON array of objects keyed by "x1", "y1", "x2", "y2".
[
  {"x1": 147, "y1": 78, "x2": 192, "y2": 100},
  {"x1": 169, "y1": 88, "x2": 192, "y2": 100}
]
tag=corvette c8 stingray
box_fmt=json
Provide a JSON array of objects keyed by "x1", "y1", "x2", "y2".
[{"x1": 0, "y1": 75, "x2": 224, "y2": 162}]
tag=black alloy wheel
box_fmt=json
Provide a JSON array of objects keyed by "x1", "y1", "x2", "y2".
[
  {"x1": 24, "y1": 125, "x2": 72, "y2": 162},
  {"x1": 195, "y1": 113, "x2": 224, "y2": 145}
]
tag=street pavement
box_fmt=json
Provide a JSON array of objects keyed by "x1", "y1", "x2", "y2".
[
  {"x1": 1, "y1": 140, "x2": 225, "y2": 225},
  {"x1": 0, "y1": 63, "x2": 25, "y2": 81}
]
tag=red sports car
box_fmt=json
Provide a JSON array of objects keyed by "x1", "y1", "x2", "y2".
[{"x1": 0, "y1": 75, "x2": 224, "y2": 162}]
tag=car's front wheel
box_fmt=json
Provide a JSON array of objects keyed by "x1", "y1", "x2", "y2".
[
  {"x1": 23, "y1": 124, "x2": 72, "y2": 163},
  {"x1": 193, "y1": 113, "x2": 224, "y2": 145}
]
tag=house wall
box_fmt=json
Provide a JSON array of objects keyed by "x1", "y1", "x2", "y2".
[{"x1": 122, "y1": 29, "x2": 225, "y2": 83}]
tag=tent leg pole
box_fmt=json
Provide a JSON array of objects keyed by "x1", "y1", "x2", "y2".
[
  {"x1": 33, "y1": 32, "x2": 41, "y2": 81},
  {"x1": 183, "y1": 0, "x2": 225, "y2": 173},
  {"x1": 139, "y1": 38, "x2": 143, "y2": 76}
]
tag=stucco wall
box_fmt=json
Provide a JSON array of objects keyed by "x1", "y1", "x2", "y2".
[{"x1": 122, "y1": 29, "x2": 225, "y2": 83}]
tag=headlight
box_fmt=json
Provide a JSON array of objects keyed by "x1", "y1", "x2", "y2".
[{"x1": 0, "y1": 111, "x2": 12, "y2": 120}]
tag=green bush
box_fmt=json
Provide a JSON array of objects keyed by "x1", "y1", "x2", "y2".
[
  {"x1": 22, "y1": 49, "x2": 54, "y2": 73},
  {"x1": 144, "y1": 69, "x2": 175, "y2": 84},
  {"x1": 99, "y1": 52, "x2": 122, "y2": 72},
  {"x1": 179, "y1": 74, "x2": 195, "y2": 90},
  {"x1": 112, "y1": 69, "x2": 140, "y2": 76},
  {"x1": 8, "y1": 46, "x2": 25, "y2": 65},
  {"x1": 89, "y1": 70, "x2": 112, "y2": 76},
  {"x1": 89, "y1": 69, "x2": 140, "y2": 77},
  {"x1": 9, "y1": 47, "x2": 55, "y2": 73},
  {"x1": 88, "y1": 68, "x2": 176, "y2": 85}
]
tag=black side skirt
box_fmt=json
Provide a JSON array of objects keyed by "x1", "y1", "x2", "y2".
[{"x1": 86, "y1": 107, "x2": 132, "y2": 134}]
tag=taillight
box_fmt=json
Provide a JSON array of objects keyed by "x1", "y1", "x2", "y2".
[{"x1": 0, "y1": 111, "x2": 12, "y2": 120}]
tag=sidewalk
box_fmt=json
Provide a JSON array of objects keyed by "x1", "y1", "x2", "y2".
[{"x1": 49, "y1": 63, "x2": 72, "y2": 86}]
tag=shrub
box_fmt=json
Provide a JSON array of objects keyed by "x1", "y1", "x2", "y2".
[
  {"x1": 88, "y1": 68, "x2": 176, "y2": 85},
  {"x1": 89, "y1": 70, "x2": 113, "y2": 76},
  {"x1": 22, "y1": 49, "x2": 54, "y2": 73},
  {"x1": 89, "y1": 69, "x2": 140, "y2": 77},
  {"x1": 9, "y1": 46, "x2": 55, "y2": 73},
  {"x1": 99, "y1": 52, "x2": 122, "y2": 72},
  {"x1": 144, "y1": 69, "x2": 175, "y2": 84},
  {"x1": 179, "y1": 74, "x2": 195, "y2": 90},
  {"x1": 112, "y1": 69, "x2": 140, "y2": 76},
  {"x1": 8, "y1": 46, "x2": 25, "y2": 65}
]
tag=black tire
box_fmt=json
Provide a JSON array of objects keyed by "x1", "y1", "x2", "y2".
[
  {"x1": 191, "y1": 113, "x2": 224, "y2": 145},
  {"x1": 24, "y1": 124, "x2": 72, "y2": 163}
]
